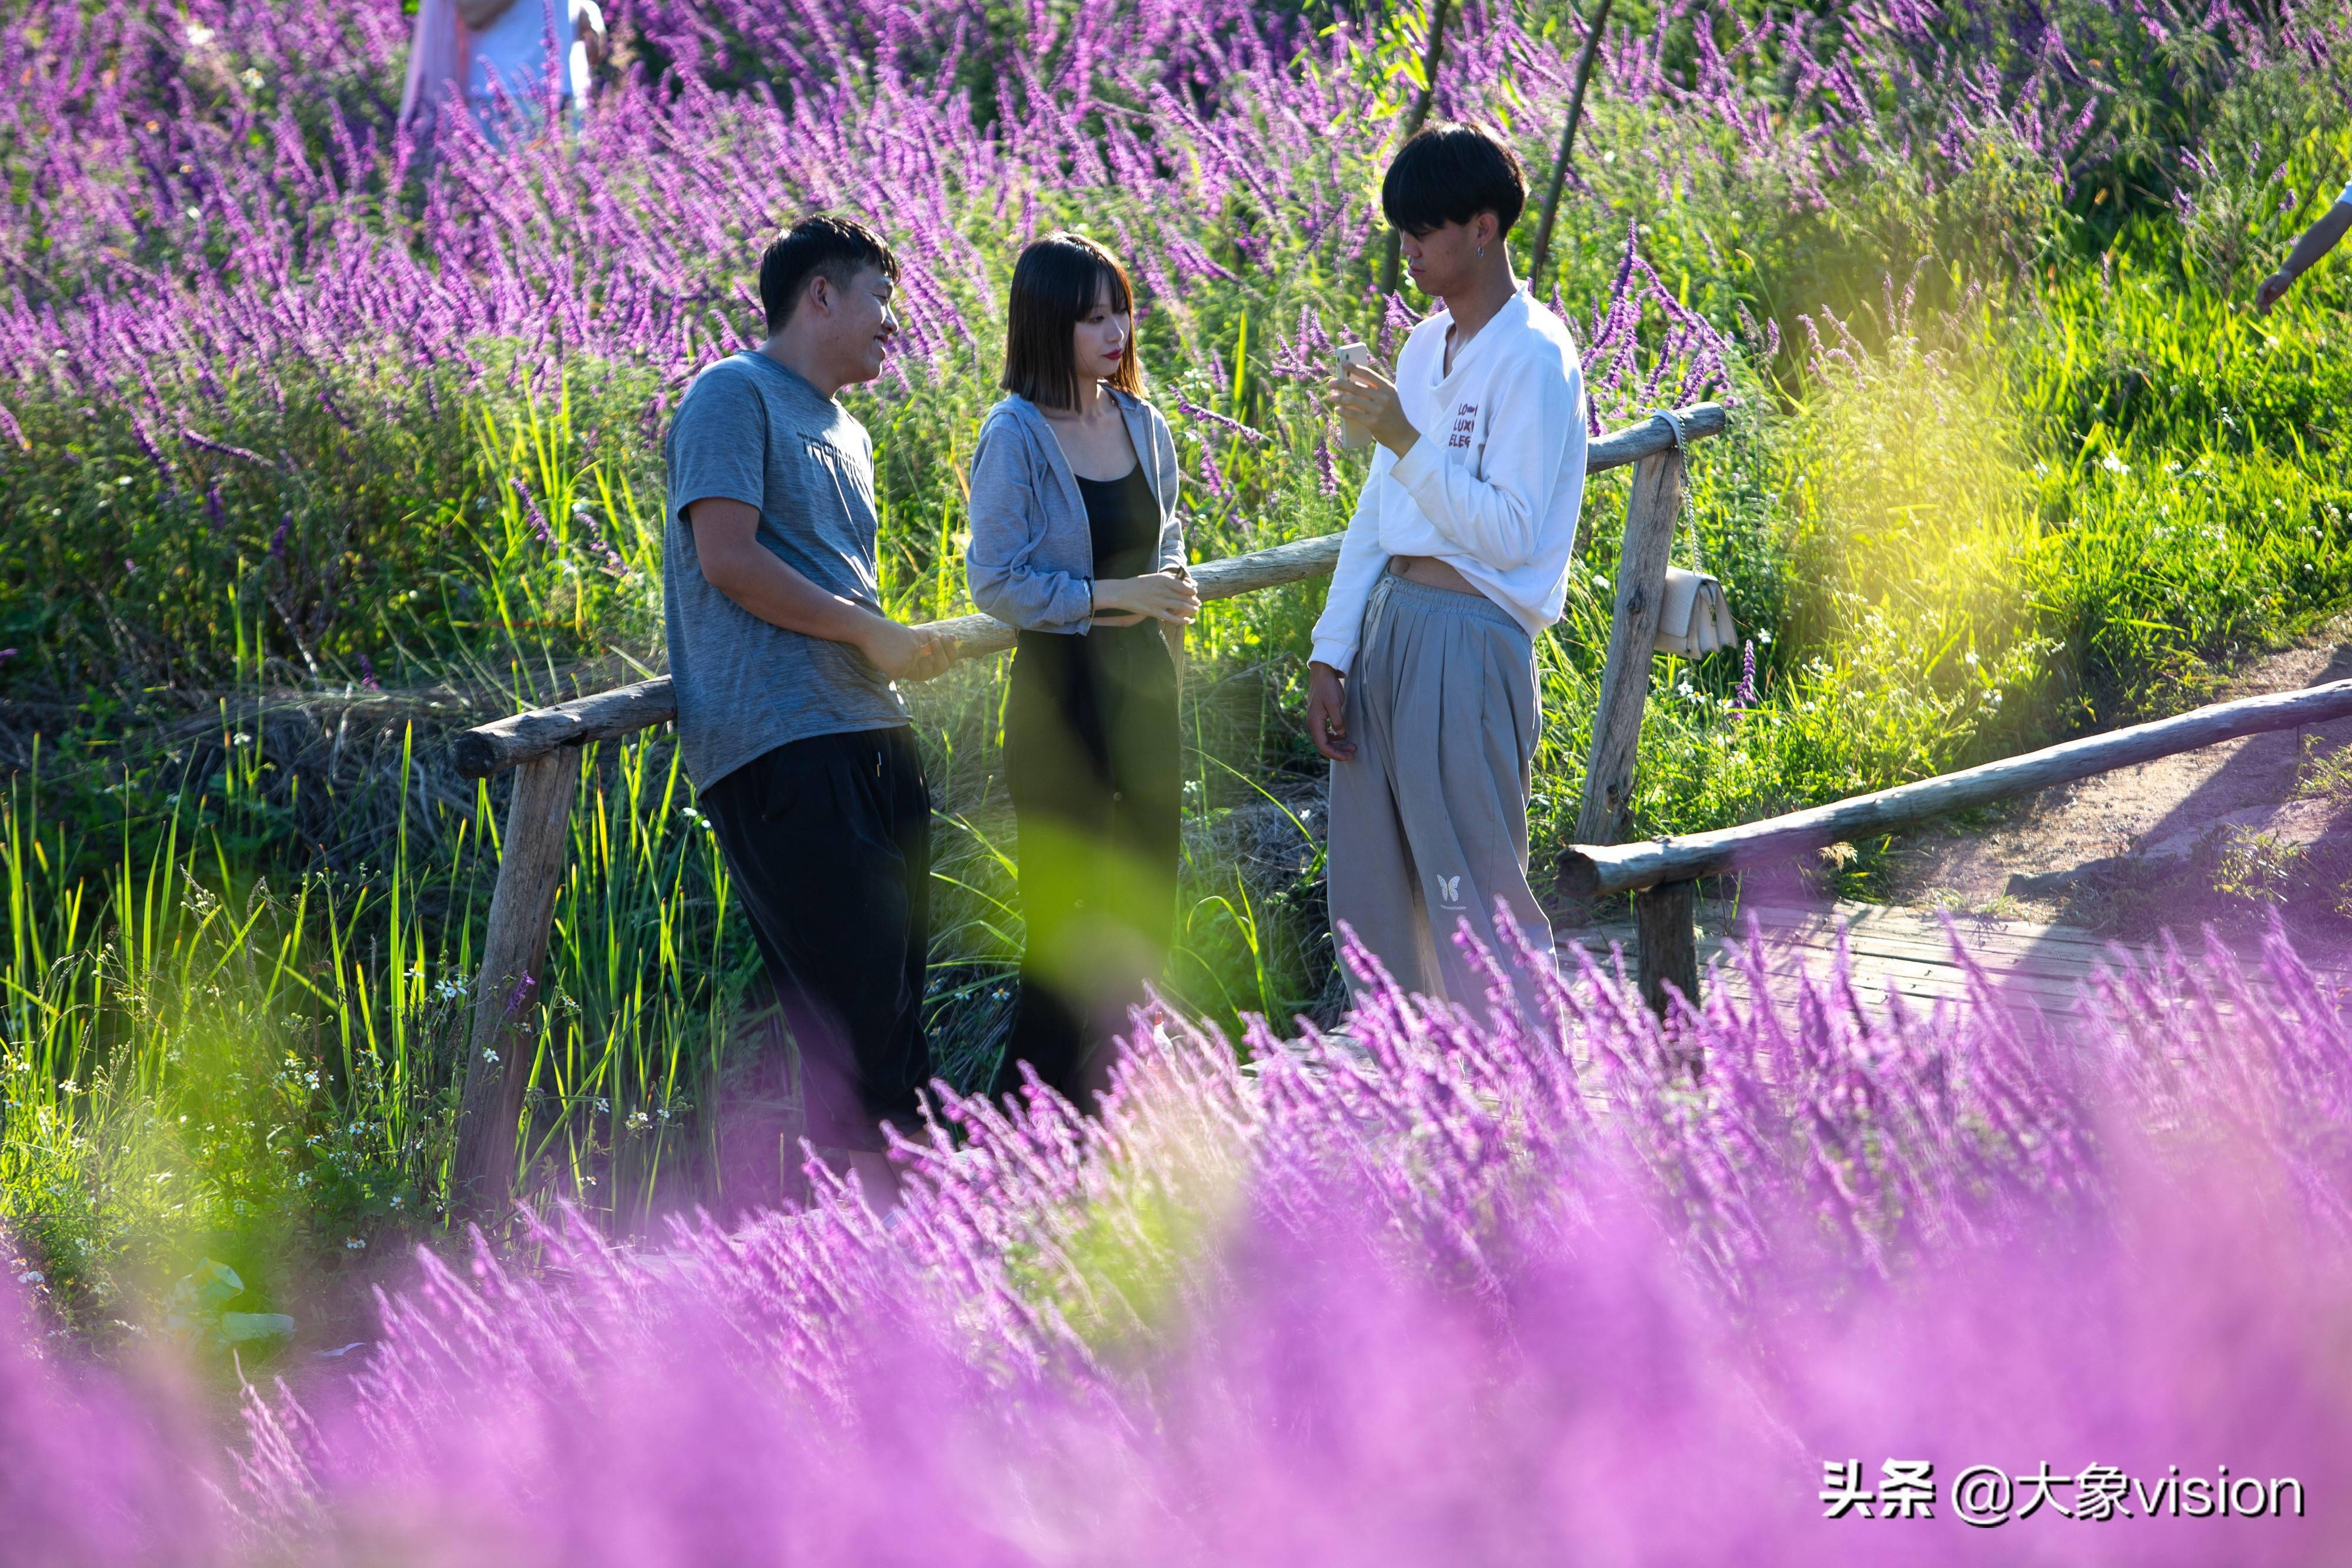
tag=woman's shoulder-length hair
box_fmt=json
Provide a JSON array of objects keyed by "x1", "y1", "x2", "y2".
[{"x1": 1001, "y1": 232, "x2": 1144, "y2": 412}]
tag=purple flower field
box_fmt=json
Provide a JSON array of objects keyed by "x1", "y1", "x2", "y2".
[
  {"x1": 4, "y1": 0, "x2": 2304, "y2": 559},
  {"x1": 8, "y1": 921, "x2": 2351, "y2": 1561},
  {"x1": 5, "y1": 0, "x2": 2339, "y2": 697}
]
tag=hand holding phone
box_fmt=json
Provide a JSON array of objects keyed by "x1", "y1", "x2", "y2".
[{"x1": 1334, "y1": 342, "x2": 1373, "y2": 450}]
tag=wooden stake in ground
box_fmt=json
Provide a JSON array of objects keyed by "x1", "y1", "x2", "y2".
[
  {"x1": 1574, "y1": 442, "x2": 1697, "y2": 1014},
  {"x1": 1575, "y1": 443, "x2": 1685, "y2": 850},
  {"x1": 450, "y1": 750, "x2": 577, "y2": 1221},
  {"x1": 1378, "y1": 0, "x2": 1455, "y2": 298},
  {"x1": 1526, "y1": 0, "x2": 1614, "y2": 291},
  {"x1": 1633, "y1": 876, "x2": 1698, "y2": 1020}
]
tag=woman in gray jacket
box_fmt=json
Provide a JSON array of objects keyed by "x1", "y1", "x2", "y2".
[{"x1": 966, "y1": 232, "x2": 1198, "y2": 1108}]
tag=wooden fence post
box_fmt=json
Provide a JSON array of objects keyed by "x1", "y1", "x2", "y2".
[
  {"x1": 1633, "y1": 878, "x2": 1699, "y2": 1020},
  {"x1": 450, "y1": 750, "x2": 577, "y2": 1221},
  {"x1": 1575, "y1": 444, "x2": 1684, "y2": 848},
  {"x1": 1572, "y1": 443, "x2": 1690, "y2": 1017}
]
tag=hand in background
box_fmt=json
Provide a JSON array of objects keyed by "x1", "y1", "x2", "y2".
[{"x1": 2255, "y1": 269, "x2": 2296, "y2": 315}]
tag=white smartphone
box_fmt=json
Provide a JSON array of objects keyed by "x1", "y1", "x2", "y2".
[{"x1": 1334, "y1": 342, "x2": 1372, "y2": 450}]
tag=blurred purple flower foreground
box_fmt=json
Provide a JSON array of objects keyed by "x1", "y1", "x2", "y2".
[{"x1": 9, "y1": 920, "x2": 2352, "y2": 1563}]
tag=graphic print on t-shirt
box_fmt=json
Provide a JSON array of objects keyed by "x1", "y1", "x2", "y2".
[{"x1": 1447, "y1": 402, "x2": 1480, "y2": 452}]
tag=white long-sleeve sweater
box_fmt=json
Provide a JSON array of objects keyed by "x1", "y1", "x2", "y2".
[{"x1": 1308, "y1": 289, "x2": 1589, "y2": 673}]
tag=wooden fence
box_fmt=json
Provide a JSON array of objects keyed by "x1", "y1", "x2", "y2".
[
  {"x1": 1553, "y1": 676, "x2": 2352, "y2": 1014},
  {"x1": 444, "y1": 400, "x2": 1725, "y2": 1216}
]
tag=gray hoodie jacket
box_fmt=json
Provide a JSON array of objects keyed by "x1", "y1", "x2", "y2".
[{"x1": 965, "y1": 389, "x2": 1185, "y2": 634}]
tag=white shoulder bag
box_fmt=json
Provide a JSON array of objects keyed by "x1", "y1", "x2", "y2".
[{"x1": 1646, "y1": 408, "x2": 1738, "y2": 658}]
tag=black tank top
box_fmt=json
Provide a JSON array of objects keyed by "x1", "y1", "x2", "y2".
[{"x1": 1076, "y1": 463, "x2": 1160, "y2": 581}]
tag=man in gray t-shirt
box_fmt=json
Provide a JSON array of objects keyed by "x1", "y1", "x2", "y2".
[
  {"x1": 663, "y1": 215, "x2": 951, "y2": 1212},
  {"x1": 663, "y1": 345, "x2": 910, "y2": 787}
]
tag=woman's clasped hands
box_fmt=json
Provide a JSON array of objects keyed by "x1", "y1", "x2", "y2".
[{"x1": 1091, "y1": 565, "x2": 1198, "y2": 628}]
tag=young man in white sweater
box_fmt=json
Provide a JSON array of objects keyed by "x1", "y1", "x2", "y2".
[{"x1": 1312, "y1": 122, "x2": 1589, "y2": 1017}]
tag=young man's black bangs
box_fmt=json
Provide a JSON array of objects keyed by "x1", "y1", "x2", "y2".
[
  {"x1": 1379, "y1": 182, "x2": 1459, "y2": 238},
  {"x1": 1380, "y1": 124, "x2": 1528, "y2": 236}
]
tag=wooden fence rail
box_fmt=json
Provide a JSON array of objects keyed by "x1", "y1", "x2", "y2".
[
  {"x1": 1558, "y1": 677, "x2": 2352, "y2": 1012},
  {"x1": 445, "y1": 401, "x2": 1727, "y2": 1218}
]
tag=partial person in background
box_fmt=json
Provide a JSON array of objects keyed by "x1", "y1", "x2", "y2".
[
  {"x1": 966, "y1": 233, "x2": 1198, "y2": 1110},
  {"x1": 2256, "y1": 178, "x2": 2352, "y2": 313},
  {"x1": 1308, "y1": 123, "x2": 1589, "y2": 1021},
  {"x1": 400, "y1": 0, "x2": 607, "y2": 138},
  {"x1": 665, "y1": 216, "x2": 953, "y2": 1213}
]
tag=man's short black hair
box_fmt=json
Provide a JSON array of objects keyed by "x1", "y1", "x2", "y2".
[
  {"x1": 1381, "y1": 122, "x2": 1528, "y2": 238},
  {"x1": 759, "y1": 215, "x2": 901, "y2": 335}
]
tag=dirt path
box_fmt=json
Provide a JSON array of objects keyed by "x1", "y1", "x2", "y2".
[{"x1": 1877, "y1": 623, "x2": 2352, "y2": 941}]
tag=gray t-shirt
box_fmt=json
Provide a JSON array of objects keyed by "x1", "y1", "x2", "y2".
[{"x1": 663, "y1": 352, "x2": 909, "y2": 790}]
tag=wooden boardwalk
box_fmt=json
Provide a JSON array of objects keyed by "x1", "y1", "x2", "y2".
[{"x1": 1566, "y1": 901, "x2": 2345, "y2": 1019}]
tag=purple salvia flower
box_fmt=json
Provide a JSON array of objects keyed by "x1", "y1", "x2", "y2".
[
  {"x1": 1734, "y1": 639, "x2": 1758, "y2": 710},
  {"x1": 1174, "y1": 396, "x2": 1266, "y2": 444},
  {"x1": 1314, "y1": 434, "x2": 1339, "y2": 497},
  {"x1": 181, "y1": 429, "x2": 275, "y2": 469},
  {"x1": 1379, "y1": 291, "x2": 1416, "y2": 359},
  {"x1": 131, "y1": 417, "x2": 174, "y2": 486},
  {"x1": 576, "y1": 505, "x2": 629, "y2": 574},
  {"x1": 512, "y1": 477, "x2": 554, "y2": 545},
  {"x1": 1198, "y1": 446, "x2": 1227, "y2": 499}
]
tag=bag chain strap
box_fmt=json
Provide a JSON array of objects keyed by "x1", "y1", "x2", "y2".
[{"x1": 1646, "y1": 407, "x2": 1705, "y2": 577}]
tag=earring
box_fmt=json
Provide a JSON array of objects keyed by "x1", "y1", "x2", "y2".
[{"x1": 1478, "y1": 244, "x2": 1486, "y2": 258}]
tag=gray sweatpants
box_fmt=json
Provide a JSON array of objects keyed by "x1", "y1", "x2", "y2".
[{"x1": 1327, "y1": 571, "x2": 1556, "y2": 1017}]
